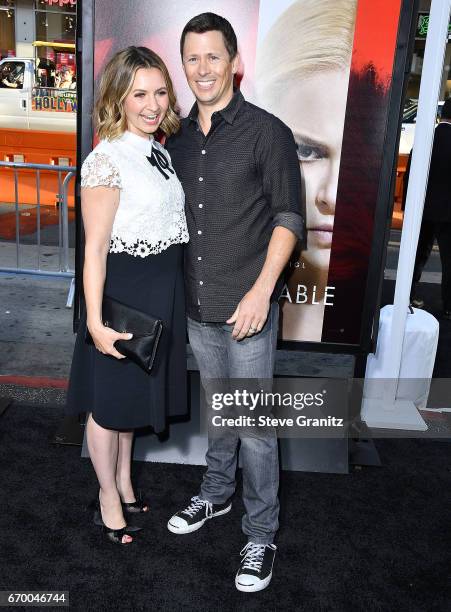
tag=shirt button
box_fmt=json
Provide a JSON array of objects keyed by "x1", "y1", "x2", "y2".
[
  {"x1": 199, "y1": 204, "x2": 203, "y2": 208},
  {"x1": 198, "y1": 230, "x2": 202, "y2": 235},
  {"x1": 198, "y1": 256, "x2": 202, "y2": 261},
  {"x1": 201, "y1": 150, "x2": 206, "y2": 155},
  {"x1": 199, "y1": 281, "x2": 203, "y2": 286},
  {"x1": 199, "y1": 177, "x2": 204, "y2": 182}
]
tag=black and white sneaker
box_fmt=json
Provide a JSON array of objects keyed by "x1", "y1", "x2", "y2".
[
  {"x1": 167, "y1": 495, "x2": 232, "y2": 534},
  {"x1": 235, "y1": 542, "x2": 277, "y2": 592}
]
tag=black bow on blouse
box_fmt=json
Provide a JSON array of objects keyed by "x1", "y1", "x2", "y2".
[{"x1": 147, "y1": 148, "x2": 175, "y2": 180}]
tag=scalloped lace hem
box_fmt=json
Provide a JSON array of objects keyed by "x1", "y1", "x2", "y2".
[{"x1": 109, "y1": 234, "x2": 189, "y2": 257}]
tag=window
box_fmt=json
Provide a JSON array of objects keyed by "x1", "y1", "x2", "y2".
[
  {"x1": 0, "y1": 61, "x2": 25, "y2": 89},
  {"x1": 0, "y1": 1, "x2": 15, "y2": 59},
  {"x1": 34, "y1": 1, "x2": 77, "y2": 91},
  {"x1": 34, "y1": 0, "x2": 76, "y2": 45}
]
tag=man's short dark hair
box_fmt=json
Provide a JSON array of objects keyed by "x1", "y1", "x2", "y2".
[
  {"x1": 441, "y1": 98, "x2": 451, "y2": 120},
  {"x1": 180, "y1": 12, "x2": 238, "y2": 60}
]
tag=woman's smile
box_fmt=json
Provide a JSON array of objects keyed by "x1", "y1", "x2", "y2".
[{"x1": 139, "y1": 112, "x2": 160, "y2": 126}]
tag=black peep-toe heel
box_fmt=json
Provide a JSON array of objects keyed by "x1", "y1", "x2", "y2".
[
  {"x1": 121, "y1": 490, "x2": 150, "y2": 514},
  {"x1": 88, "y1": 498, "x2": 142, "y2": 531},
  {"x1": 102, "y1": 524, "x2": 137, "y2": 545}
]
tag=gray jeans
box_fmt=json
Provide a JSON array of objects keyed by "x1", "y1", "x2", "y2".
[{"x1": 187, "y1": 302, "x2": 279, "y2": 545}]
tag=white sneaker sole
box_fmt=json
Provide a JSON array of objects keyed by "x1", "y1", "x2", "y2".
[
  {"x1": 167, "y1": 503, "x2": 232, "y2": 534},
  {"x1": 235, "y1": 572, "x2": 272, "y2": 592}
]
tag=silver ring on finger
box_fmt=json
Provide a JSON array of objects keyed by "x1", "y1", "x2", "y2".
[{"x1": 249, "y1": 327, "x2": 257, "y2": 333}]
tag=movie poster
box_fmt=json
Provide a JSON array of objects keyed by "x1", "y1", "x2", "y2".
[
  {"x1": 255, "y1": 0, "x2": 403, "y2": 345},
  {"x1": 255, "y1": 0, "x2": 357, "y2": 343},
  {"x1": 90, "y1": 0, "x2": 404, "y2": 347}
]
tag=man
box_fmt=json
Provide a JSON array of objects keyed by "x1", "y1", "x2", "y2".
[
  {"x1": 402, "y1": 98, "x2": 451, "y2": 318},
  {"x1": 1, "y1": 63, "x2": 24, "y2": 89},
  {"x1": 166, "y1": 13, "x2": 305, "y2": 592}
]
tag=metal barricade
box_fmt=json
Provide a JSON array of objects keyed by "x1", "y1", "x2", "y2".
[{"x1": 0, "y1": 161, "x2": 76, "y2": 278}]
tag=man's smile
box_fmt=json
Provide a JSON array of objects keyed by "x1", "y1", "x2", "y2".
[{"x1": 196, "y1": 80, "x2": 216, "y2": 90}]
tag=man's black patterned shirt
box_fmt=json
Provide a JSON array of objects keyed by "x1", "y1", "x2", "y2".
[{"x1": 166, "y1": 90, "x2": 306, "y2": 322}]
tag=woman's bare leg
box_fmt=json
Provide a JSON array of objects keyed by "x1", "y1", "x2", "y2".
[
  {"x1": 116, "y1": 431, "x2": 148, "y2": 510},
  {"x1": 86, "y1": 413, "x2": 132, "y2": 542},
  {"x1": 116, "y1": 431, "x2": 134, "y2": 502}
]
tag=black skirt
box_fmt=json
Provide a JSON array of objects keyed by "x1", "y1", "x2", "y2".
[{"x1": 65, "y1": 244, "x2": 187, "y2": 432}]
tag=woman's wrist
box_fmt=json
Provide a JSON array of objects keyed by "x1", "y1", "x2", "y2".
[{"x1": 87, "y1": 318, "x2": 104, "y2": 333}]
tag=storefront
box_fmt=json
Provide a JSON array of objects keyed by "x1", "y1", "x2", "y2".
[{"x1": 0, "y1": 0, "x2": 76, "y2": 59}]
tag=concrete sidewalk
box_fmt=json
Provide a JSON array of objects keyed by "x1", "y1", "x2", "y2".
[
  {"x1": 0, "y1": 241, "x2": 75, "y2": 273},
  {"x1": 0, "y1": 272, "x2": 75, "y2": 379}
]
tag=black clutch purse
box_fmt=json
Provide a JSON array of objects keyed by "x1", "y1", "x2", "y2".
[{"x1": 85, "y1": 295, "x2": 163, "y2": 373}]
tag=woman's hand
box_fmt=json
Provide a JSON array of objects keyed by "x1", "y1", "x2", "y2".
[{"x1": 88, "y1": 323, "x2": 133, "y2": 359}]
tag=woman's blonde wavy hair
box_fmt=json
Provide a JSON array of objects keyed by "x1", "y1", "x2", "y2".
[
  {"x1": 94, "y1": 46, "x2": 180, "y2": 141},
  {"x1": 256, "y1": 0, "x2": 357, "y2": 105}
]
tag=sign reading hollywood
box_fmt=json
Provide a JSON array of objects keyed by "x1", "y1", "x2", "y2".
[{"x1": 32, "y1": 87, "x2": 77, "y2": 112}]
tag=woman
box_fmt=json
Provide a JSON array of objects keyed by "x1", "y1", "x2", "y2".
[
  {"x1": 56, "y1": 65, "x2": 76, "y2": 90},
  {"x1": 256, "y1": 0, "x2": 357, "y2": 341},
  {"x1": 66, "y1": 46, "x2": 189, "y2": 544}
]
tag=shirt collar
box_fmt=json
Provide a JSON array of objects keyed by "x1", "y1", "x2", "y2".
[
  {"x1": 118, "y1": 130, "x2": 154, "y2": 155},
  {"x1": 188, "y1": 89, "x2": 244, "y2": 126}
]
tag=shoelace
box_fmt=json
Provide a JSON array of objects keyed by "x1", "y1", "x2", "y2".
[
  {"x1": 181, "y1": 496, "x2": 213, "y2": 519},
  {"x1": 240, "y1": 542, "x2": 266, "y2": 572}
]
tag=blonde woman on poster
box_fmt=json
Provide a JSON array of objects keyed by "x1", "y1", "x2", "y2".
[{"x1": 256, "y1": 0, "x2": 357, "y2": 342}]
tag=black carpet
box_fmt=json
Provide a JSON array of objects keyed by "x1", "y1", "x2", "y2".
[{"x1": 1, "y1": 403, "x2": 451, "y2": 611}]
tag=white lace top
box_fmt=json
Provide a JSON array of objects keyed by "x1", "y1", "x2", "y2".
[{"x1": 80, "y1": 130, "x2": 189, "y2": 257}]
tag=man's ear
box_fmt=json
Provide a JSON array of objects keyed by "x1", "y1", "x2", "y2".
[{"x1": 232, "y1": 53, "x2": 240, "y2": 75}]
